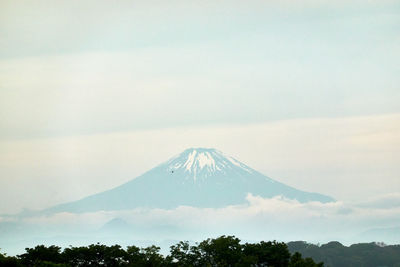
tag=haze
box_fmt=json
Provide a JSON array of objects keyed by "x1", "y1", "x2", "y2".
[{"x1": 0, "y1": 0, "x2": 399, "y2": 254}]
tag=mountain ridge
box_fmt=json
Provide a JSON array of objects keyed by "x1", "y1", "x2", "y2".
[{"x1": 44, "y1": 148, "x2": 334, "y2": 213}]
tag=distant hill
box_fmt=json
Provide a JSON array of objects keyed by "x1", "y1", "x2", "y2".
[
  {"x1": 287, "y1": 241, "x2": 400, "y2": 267},
  {"x1": 44, "y1": 148, "x2": 334, "y2": 213},
  {"x1": 357, "y1": 227, "x2": 400, "y2": 244}
]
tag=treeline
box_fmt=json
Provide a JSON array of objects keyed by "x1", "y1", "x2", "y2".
[
  {"x1": 0, "y1": 235, "x2": 322, "y2": 267},
  {"x1": 288, "y1": 241, "x2": 400, "y2": 267}
]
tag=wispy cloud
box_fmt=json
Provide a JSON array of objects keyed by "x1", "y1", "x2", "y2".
[
  {"x1": 1, "y1": 0, "x2": 399, "y2": 138},
  {"x1": 6, "y1": 193, "x2": 398, "y2": 245}
]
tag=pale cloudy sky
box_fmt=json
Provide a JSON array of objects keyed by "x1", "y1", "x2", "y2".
[{"x1": 0, "y1": 0, "x2": 399, "y2": 214}]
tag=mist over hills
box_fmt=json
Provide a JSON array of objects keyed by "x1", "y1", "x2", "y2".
[
  {"x1": 1, "y1": 148, "x2": 399, "y2": 257},
  {"x1": 45, "y1": 148, "x2": 334, "y2": 214}
]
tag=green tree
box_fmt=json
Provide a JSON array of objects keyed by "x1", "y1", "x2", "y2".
[
  {"x1": 140, "y1": 245, "x2": 165, "y2": 267},
  {"x1": 289, "y1": 252, "x2": 323, "y2": 267},
  {"x1": 2, "y1": 236, "x2": 332, "y2": 267},
  {"x1": 242, "y1": 241, "x2": 290, "y2": 267},
  {"x1": 124, "y1": 245, "x2": 144, "y2": 266},
  {"x1": 63, "y1": 243, "x2": 126, "y2": 266},
  {"x1": 169, "y1": 241, "x2": 208, "y2": 267},
  {"x1": 198, "y1": 235, "x2": 243, "y2": 267},
  {"x1": 0, "y1": 249, "x2": 20, "y2": 267},
  {"x1": 18, "y1": 245, "x2": 63, "y2": 266}
]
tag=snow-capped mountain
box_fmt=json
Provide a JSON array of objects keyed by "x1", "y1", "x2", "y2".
[
  {"x1": 164, "y1": 148, "x2": 255, "y2": 182},
  {"x1": 46, "y1": 148, "x2": 334, "y2": 213}
]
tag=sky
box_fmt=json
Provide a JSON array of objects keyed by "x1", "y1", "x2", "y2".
[{"x1": 0, "y1": 0, "x2": 399, "y2": 241}]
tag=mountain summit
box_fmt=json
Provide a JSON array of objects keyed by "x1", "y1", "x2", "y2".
[
  {"x1": 164, "y1": 148, "x2": 255, "y2": 182},
  {"x1": 46, "y1": 148, "x2": 334, "y2": 213}
]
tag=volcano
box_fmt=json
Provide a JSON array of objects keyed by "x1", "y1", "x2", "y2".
[{"x1": 46, "y1": 148, "x2": 334, "y2": 213}]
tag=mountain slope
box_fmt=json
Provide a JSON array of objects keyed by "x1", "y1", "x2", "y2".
[{"x1": 46, "y1": 148, "x2": 334, "y2": 213}]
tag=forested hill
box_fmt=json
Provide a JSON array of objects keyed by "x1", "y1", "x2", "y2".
[{"x1": 288, "y1": 241, "x2": 400, "y2": 267}]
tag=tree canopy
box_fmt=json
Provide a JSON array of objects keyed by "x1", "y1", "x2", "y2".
[{"x1": 0, "y1": 236, "x2": 323, "y2": 267}]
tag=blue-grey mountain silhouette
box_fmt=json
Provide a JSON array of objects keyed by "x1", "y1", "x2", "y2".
[{"x1": 46, "y1": 148, "x2": 334, "y2": 213}]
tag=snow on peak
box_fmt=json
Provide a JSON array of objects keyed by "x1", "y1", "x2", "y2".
[
  {"x1": 183, "y1": 150, "x2": 197, "y2": 170},
  {"x1": 182, "y1": 149, "x2": 217, "y2": 173},
  {"x1": 197, "y1": 152, "x2": 216, "y2": 169},
  {"x1": 165, "y1": 148, "x2": 253, "y2": 179}
]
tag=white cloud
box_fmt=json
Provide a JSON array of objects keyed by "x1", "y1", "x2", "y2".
[{"x1": 11, "y1": 193, "x2": 399, "y2": 246}]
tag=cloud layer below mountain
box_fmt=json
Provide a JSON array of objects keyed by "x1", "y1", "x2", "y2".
[{"x1": 3, "y1": 193, "x2": 399, "y2": 248}]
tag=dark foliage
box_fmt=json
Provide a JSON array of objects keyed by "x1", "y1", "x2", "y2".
[
  {"x1": 0, "y1": 236, "x2": 322, "y2": 267},
  {"x1": 18, "y1": 245, "x2": 64, "y2": 266},
  {"x1": 287, "y1": 241, "x2": 400, "y2": 267}
]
